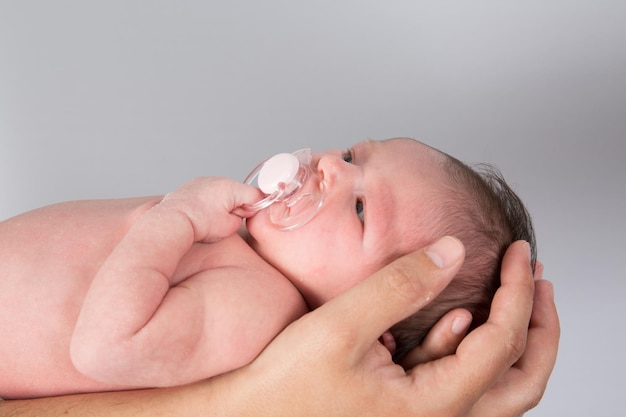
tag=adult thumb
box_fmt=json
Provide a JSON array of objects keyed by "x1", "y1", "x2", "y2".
[{"x1": 315, "y1": 236, "x2": 465, "y2": 359}]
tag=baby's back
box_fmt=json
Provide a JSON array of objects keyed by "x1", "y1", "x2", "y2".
[{"x1": 0, "y1": 197, "x2": 162, "y2": 398}]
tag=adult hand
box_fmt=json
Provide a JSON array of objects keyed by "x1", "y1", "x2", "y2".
[
  {"x1": 219, "y1": 237, "x2": 558, "y2": 417},
  {"x1": 402, "y1": 255, "x2": 559, "y2": 416},
  {"x1": 466, "y1": 260, "x2": 559, "y2": 416}
]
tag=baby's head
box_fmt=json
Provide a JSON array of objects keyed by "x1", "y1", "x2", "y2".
[
  {"x1": 389, "y1": 149, "x2": 536, "y2": 361},
  {"x1": 246, "y1": 137, "x2": 535, "y2": 361}
]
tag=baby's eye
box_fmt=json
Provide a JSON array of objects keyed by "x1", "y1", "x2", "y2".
[
  {"x1": 342, "y1": 149, "x2": 353, "y2": 163},
  {"x1": 355, "y1": 198, "x2": 364, "y2": 223}
]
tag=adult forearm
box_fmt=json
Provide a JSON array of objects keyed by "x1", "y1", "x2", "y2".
[
  {"x1": 0, "y1": 383, "x2": 212, "y2": 417},
  {"x1": 0, "y1": 372, "x2": 258, "y2": 417}
]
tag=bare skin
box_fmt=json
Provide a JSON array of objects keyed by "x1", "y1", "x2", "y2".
[
  {"x1": 0, "y1": 179, "x2": 307, "y2": 398},
  {"x1": 1, "y1": 138, "x2": 449, "y2": 398},
  {"x1": 0, "y1": 138, "x2": 555, "y2": 402},
  {"x1": 0, "y1": 239, "x2": 560, "y2": 416}
]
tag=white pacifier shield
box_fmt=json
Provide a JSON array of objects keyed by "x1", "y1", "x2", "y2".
[{"x1": 257, "y1": 152, "x2": 299, "y2": 194}]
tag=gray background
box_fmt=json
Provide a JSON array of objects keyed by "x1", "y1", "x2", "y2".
[{"x1": 1, "y1": 1, "x2": 624, "y2": 415}]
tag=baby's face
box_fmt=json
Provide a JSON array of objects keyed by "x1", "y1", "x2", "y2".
[{"x1": 246, "y1": 138, "x2": 448, "y2": 308}]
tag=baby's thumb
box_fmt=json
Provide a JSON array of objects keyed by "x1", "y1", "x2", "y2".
[{"x1": 229, "y1": 182, "x2": 265, "y2": 218}]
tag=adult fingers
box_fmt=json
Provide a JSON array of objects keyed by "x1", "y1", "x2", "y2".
[
  {"x1": 404, "y1": 255, "x2": 543, "y2": 371},
  {"x1": 411, "y1": 240, "x2": 535, "y2": 410},
  {"x1": 400, "y1": 308, "x2": 472, "y2": 368},
  {"x1": 314, "y1": 236, "x2": 465, "y2": 361},
  {"x1": 466, "y1": 278, "x2": 560, "y2": 417},
  {"x1": 534, "y1": 261, "x2": 544, "y2": 279},
  {"x1": 459, "y1": 240, "x2": 535, "y2": 365},
  {"x1": 510, "y1": 278, "x2": 560, "y2": 409}
]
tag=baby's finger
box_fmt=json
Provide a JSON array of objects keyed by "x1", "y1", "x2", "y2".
[
  {"x1": 314, "y1": 236, "x2": 465, "y2": 362},
  {"x1": 226, "y1": 182, "x2": 265, "y2": 217}
]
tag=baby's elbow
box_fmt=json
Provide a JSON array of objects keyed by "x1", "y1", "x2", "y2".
[{"x1": 69, "y1": 333, "x2": 122, "y2": 383}]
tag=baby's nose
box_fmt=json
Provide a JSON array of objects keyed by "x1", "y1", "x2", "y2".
[{"x1": 315, "y1": 153, "x2": 352, "y2": 189}]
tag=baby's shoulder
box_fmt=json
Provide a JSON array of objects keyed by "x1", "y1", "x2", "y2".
[
  {"x1": 0, "y1": 196, "x2": 163, "y2": 282},
  {"x1": 1, "y1": 196, "x2": 162, "y2": 241}
]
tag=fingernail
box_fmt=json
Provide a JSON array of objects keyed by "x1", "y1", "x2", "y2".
[
  {"x1": 425, "y1": 236, "x2": 463, "y2": 269},
  {"x1": 451, "y1": 315, "x2": 472, "y2": 335},
  {"x1": 521, "y1": 240, "x2": 530, "y2": 258}
]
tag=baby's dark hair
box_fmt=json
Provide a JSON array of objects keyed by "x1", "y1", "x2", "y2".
[{"x1": 390, "y1": 151, "x2": 536, "y2": 363}]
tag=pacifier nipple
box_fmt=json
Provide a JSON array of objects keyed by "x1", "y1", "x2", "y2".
[{"x1": 242, "y1": 149, "x2": 325, "y2": 231}]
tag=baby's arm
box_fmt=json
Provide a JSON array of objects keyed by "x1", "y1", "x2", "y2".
[{"x1": 70, "y1": 177, "x2": 265, "y2": 387}]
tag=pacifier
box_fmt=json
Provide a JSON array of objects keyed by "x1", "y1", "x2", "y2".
[{"x1": 240, "y1": 148, "x2": 325, "y2": 231}]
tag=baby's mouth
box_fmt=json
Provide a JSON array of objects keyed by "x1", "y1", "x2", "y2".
[{"x1": 241, "y1": 148, "x2": 326, "y2": 231}]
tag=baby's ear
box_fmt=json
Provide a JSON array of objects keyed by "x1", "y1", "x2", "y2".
[{"x1": 379, "y1": 331, "x2": 397, "y2": 354}]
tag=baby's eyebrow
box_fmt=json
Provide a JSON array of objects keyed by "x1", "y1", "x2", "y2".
[{"x1": 351, "y1": 140, "x2": 373, "y2": 163}]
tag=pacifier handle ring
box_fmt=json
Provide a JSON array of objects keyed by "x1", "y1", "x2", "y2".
[
  {"x1": 239, "y1": 187, "x2": 283, "y2": 213},
  {"x1": 238, "y1": 149, "x2": 311, "y2": 214}
]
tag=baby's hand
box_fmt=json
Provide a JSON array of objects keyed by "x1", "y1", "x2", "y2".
[{"x1": 159, "y1": 177, "x2": 263, "y2": 243}]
